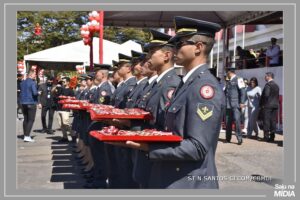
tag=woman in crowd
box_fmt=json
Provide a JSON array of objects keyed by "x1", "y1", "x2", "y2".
[{"x1": 245, "y1": 77, "x2": 262, "y2": 138}]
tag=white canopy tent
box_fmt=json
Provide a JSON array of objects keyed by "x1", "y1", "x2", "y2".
[{"x1": 24, "y1": 38, "x2": 142, "y2": 70}]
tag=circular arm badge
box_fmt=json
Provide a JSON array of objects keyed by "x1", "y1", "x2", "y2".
[
  {"x1": 200, "y1": 85, "x2": 215, "y2": 99},
  {"x1": 101, "y1": 91, "x2": 107, "y2": 96}
]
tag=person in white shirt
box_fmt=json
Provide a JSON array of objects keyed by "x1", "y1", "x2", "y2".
[
  {"x1": 266, "y1": 37, "x2": 280, "y2": 67},
  {"x1": 245, "y1": 77, "x2": 262, "y2": 138},
  {"x1": 242, "y1": 78, "x2": 249, "y2": 134}
]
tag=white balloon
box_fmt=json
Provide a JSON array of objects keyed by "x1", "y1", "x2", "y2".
[
  {"x1": 89, "y1": 12, "x2": 92, "y2": 17},
  {"x1": 87, "y1": 22, "x2": 91, "y2": 26},
  {"x1": 81, "y1": 30, "x2": 85, "y2": 35},
  {"x1": 92, "y1": 11, "x2": 98, "y2": 17},
  {"x1": 91, "y1": 20, "x2": 97, "y2": 26}
]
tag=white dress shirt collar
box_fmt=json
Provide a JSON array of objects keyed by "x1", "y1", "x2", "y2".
[
  {"x1": 124, "y1": 76, "x2": 135, "y2": 83},
  {"x1": 97, "y1": 80, "x2": 107, "y2": 89},
  {"x1": 137, "y1": 77, "x2": 147, "y2": 85},
  {"x1": 156, "y1": 67, "x2": 174, "y2": 83},
  {"x1": 117, "y1": 81, "x2": 124, "y2": 88},
  {"x1": 148, "y1": 75, "x2": 158, "y2": 84},
  {"x1": 182, "y1": 63, "x2": 206, "y2": 83}
]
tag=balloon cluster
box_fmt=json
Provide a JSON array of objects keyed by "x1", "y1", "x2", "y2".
[
  {"x1": 76, "y1": 65, "x2": 85, "y2": 74},
  {"x1": 17, "y1": 61, "x2": 25, "y2": 72},
  {"x1": 80, "y1": 11, "x2": 101, "y2": 46}
]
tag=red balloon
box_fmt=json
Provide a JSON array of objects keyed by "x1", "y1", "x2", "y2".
[
  {"x1": 88, "y1": 16, "x2": 94, "y2": 21},
  {"x1": 94, "y1": 25, "x2": 100, "y2": 32},
  {"x1": 81, "y1": 26, "x2": 88, "y2": 31},
  {"x1": 95, "y1": 15, "x2": 100, "y2": 21},
  {"x1": 89, "y1": 25, "x2": 95, "y2": 32},
  {"x1": 82, "y1": 34, "x2": 89, "y2": 38}
]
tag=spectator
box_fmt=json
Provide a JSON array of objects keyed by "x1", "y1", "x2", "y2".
[
  {"x1": 249, "y1": 49, "x2": 257, "y2": 58},
  {"x1": 266, "y1": 37, "x2": 280, "y2": 67},
  {"x1": 225, "y1": 68, "x2": 247, "y2": 145},
  {"x1": 17, "y1": 73, "x2": 23, "y2": 119},
  {"x1": 241, "y1": 78, "x2": 249, "y2": 134},
  {"x1": 236, "y1": 46, "x2": 257, "y2": 69},
  {"x1": 259, "y1": 72, "x2": 280, "y2": 142},
  {"x1": 20, "y1": 70, "x2": 38, "y2": 142},
  {"x1": 37, "y1": 76, "x2": 56, "y2": 135},
  {"x1": 245, "y1": 77, "x2": 262, "y2": 138},
  {"x1": 257, "y1": 48, "x2": 266, "y2": 67},
  {"x1": 54, "y1": 77, "x2": 75, "y2": 142}
]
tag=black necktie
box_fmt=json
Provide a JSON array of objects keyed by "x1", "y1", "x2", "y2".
[
  {"x1": 173, "y1": 79, "x2": 184, "y2": 97},
  {"x1": 143, "y1": 81, "x2": 150, "y2": 90}
]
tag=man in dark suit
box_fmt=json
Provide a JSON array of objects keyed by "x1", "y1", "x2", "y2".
[
  {"x1": 17, "y1": 73, "x2": 23, "y2": 119},
  {"x1": 225, "y1": 68, "x2": 247, "y2": 145},
  {"x1": 260, "y1": 72, "x2": 279, "y2": 142},
  {"x1": 38, "y1": 76, "x2": 56, "y2": 134}
]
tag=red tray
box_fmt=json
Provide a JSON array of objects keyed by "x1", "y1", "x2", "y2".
[
  {"x1": 89, "y1": 131, "x2": 182, "y2": 142},
  {"x1": 59, "y1": 100, "x2": 87, "y2": 104},
  {"x1": 62, "y1": 104, "x2": 85, "y2": 110},
  {"x1": 89, "y1": 109, "x2": 152, "y2": 121},
  {"x1": 58, "y1": 96, "x2": 76, "y2": 100},
  {"x1": 79, "y1": 102, "x2": 94, "y2": 110}
]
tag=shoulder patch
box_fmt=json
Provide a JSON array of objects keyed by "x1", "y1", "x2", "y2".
[
  {"x1": 167, "y1": 89, "x2": 175, "y2": 99},
  {"x1": 101, "y1": 91, "x2": 107, "y2": 96},
  {"x1": 200, "y1": 85, "x2": 215, "y2": 99},
  {"x1": 197, "y1": 103, "x2": 214, "y2": 121},
  {"x1": 99, "y1": 96, "x2": 105, "y2": 103}
]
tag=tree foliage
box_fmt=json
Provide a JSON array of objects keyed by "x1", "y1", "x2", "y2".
[
  {"x1": 17, "y1": 11, "x2": 150, "y2": 61},
  {"x1": 17, "y1": 11, "x2": 89, "y2": 61}
]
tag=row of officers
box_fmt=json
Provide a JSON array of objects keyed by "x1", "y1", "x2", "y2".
[{"x1": 59, "y1": 16, "x2": 279, "y2": 189}]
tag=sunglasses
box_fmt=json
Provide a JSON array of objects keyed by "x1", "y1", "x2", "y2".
[
  {"x1": 175, "y1": 40, "x2": 207, "y2": 50},
  {"x1": 174, "y1": 40, "x2": 196, "y2": 49}
]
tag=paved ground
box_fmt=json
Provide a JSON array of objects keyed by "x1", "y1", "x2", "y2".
[{"x1": 16, "y1": 109, "x2": 283, "y2": 189}]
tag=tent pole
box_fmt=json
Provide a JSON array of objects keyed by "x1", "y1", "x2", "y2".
[
  {"x1": 90, "y1": 36, "x2": 94, "y2": 71},
  {"x1": 220, "y1": 27, "x2": 229, "y2": 81},
  {"x1": 233, "y1": 25, "x2": 237, "y2": 68},
  {"x1": 242, "y1": 25, "x2": 245, "y2": 48},
  {"x1": 216, "y1": 31, "x2": 220, "y2": 76},
  {"x1": 99, "y1": 11, "x2": 104, "y2": 64}
]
